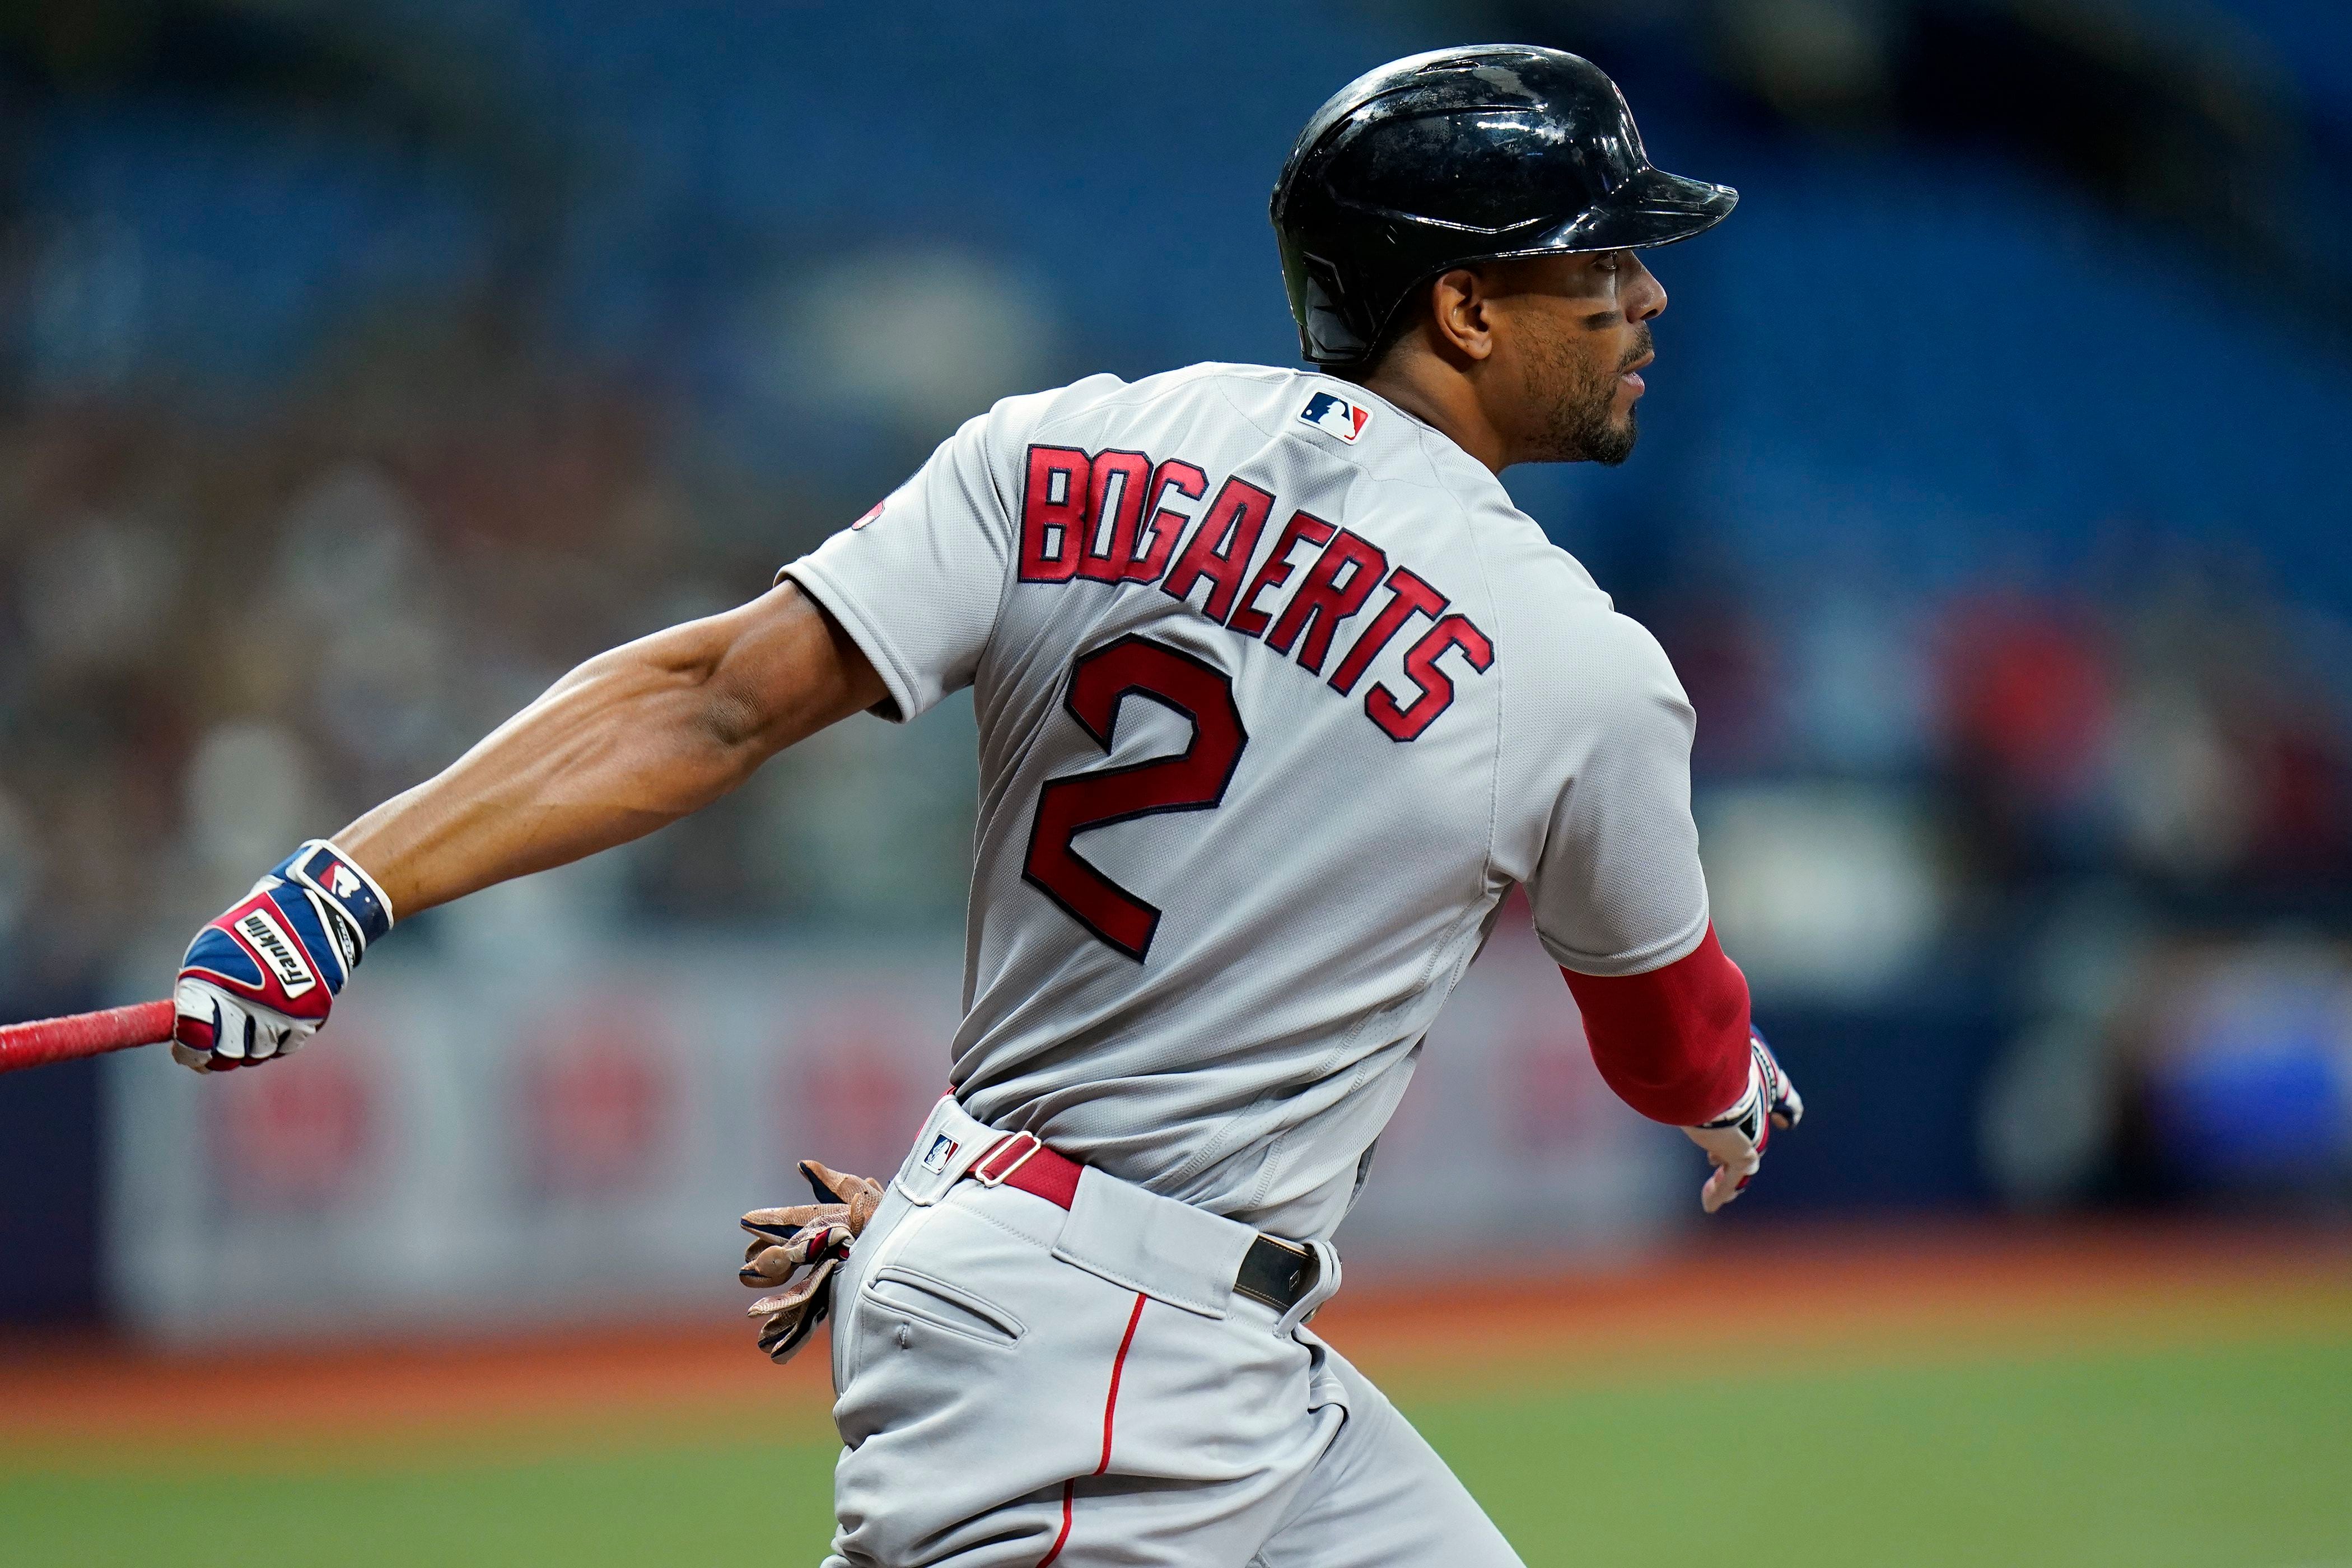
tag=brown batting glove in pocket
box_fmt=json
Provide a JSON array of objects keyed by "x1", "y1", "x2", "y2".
[{"x1": 739, "y1": 1160, "x2": 887, "y2": 1366}]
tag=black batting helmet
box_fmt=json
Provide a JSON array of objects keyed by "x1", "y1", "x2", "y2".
[{"x1": 1271, "y1": 45, "x2": 1738, "y2": 367}]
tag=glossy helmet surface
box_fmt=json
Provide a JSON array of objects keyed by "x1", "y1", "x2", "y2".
[{"x1": 1270, "y1": 45, "x2": 1737, "y2": 366}]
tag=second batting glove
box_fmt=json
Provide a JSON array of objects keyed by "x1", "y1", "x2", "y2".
[
  {"x1": 171, "y1": 839, "x2": 394, "y2": 1073},
  {"x1": 740, "y1": 1160, "x2": 888, "y2": 1366},
  {"x1": 1682, "y1": 1028, "x2": 1803, "y2": 1214}
]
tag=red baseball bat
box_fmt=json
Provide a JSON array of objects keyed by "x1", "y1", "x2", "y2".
[{"x1": 0, "y1": 1000, "x2": 177, "y2": 1076}]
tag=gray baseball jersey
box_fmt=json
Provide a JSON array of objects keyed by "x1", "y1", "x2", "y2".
[{"x1": 782, "y1": 362, "x2": 1707, "y2": 1242}]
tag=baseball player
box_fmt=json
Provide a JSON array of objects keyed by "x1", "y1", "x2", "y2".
[{"x1": 169, "y1": 46, "x2": 1801, "y2": 1567}]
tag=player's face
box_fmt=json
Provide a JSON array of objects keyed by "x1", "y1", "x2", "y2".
[{"x1": 1487, "y1": 250, "x2": 1667, "y2": 466}]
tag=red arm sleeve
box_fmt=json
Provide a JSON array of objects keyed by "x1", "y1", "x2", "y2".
[{"x1": 1561, "y1": 923, "x2": 1752, "y2": 1126}]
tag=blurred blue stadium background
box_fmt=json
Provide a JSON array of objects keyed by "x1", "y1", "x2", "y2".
[{"x1": 4, "y1": 0, "x2": 2351, "y2": 1325}]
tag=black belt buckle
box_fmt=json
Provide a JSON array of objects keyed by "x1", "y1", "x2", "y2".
[{"x1": 1234, "y1": 1234, "x2": 1317, "y2": 1312}]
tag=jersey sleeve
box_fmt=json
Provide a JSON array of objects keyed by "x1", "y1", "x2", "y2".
[
  {"x1": 777, "y1": 398, "x2": 1030, "y2": 722},
  {"x1": 1523, "y1": 613, "x2": 1712, "y2": 977}
]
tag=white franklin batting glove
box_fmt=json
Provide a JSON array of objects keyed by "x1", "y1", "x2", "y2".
[{"x1": 1682, "y1": 1029, "x2": 1803, "y2": 1214}]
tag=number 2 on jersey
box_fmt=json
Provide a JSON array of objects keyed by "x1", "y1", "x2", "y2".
[{"x1": 1022, "y1": 636, "x2": 1249, "y2": 962}]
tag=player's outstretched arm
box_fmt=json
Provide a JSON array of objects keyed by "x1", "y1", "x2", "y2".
[
  {"x1": 167, "y1": 582, "x2": 885, "y2": 1072},
  {"x1": 337, "y1": 582, "x2": 883, "y2": 917}
]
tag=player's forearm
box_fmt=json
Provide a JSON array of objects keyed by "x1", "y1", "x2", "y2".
[
  {"x1": 333, "y1": 585, "x2": 881, "y2": 918},
  {"x1": 1562, "y1": 925, "x2": 1753, "y2": 1124},
  {"x1": 333, "y1": 651, "x2": 749, "y2": 917}
]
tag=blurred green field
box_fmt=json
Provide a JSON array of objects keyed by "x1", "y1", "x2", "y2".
[{"x1": 6, "y1": 1333, "x2": 2346, "y2": 1568}]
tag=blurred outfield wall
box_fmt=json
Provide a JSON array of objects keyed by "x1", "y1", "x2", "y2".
[{"x1": 102, "y1": 917, "x2": 1677, "y2": 1340}]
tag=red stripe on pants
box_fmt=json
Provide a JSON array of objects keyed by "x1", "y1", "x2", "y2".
[{"x1": 1037, "y1": 1292, "x2": 1149, "y2": 1567}]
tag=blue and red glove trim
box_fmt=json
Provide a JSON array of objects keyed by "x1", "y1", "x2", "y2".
[
  {"x1": 172, "y1": 838, "x2": 394, "y2": 1059},
  {"x1": 277, "y1": 842, "x2": 393, "y2": 954}
]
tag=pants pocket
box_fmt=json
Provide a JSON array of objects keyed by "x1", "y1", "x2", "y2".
[{"x1": 863, "y1": 1264, "x2": 1026, "y2": 1347}]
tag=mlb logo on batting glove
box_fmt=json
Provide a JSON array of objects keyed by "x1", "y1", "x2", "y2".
[{"x1": 172, "y1": 839, "x2": 394, "y2": 1074}]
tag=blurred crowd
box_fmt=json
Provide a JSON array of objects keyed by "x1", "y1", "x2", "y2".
[
  {"x1": 8, "y1": 325, "x2": 2351, "y2": 996},
  {"x1": 1640, "y1": 543, "x2": 2352, "y2": 890},
  {"x1": 0, "y1": 310, "x2": 982, "y2": 997}
]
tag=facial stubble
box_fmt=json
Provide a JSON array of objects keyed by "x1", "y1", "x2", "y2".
[{"x1": 1528, "y1": 322, "x2": 1652, "y2": 466}]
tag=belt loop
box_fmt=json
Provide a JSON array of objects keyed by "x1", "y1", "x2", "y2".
[
  {"x1": 893, "y1": 1096, "x2": 996, "y2": 1207},
  {"x1": 973, "y1": 1131, "x2": 1043, "y2": 1188},
  {"x1": 1274, "y1": 1239, "x2": 1342, "y2": 1337}
]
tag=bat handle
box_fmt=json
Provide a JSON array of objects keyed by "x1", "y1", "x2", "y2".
[{"x1": 0, "y1": 1000, "x2": 178, "y2": 1076}]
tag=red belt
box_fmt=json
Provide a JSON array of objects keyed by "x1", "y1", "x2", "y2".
[{"x1": 963, "y1": 1131, "x2": 1319, "y2": 1313}]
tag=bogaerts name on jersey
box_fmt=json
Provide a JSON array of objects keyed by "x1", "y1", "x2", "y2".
[{"x1": 1014, "y1": 443, "x2": 1493, "y2": 743}]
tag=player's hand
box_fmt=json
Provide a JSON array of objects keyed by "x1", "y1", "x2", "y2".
[
  {"x1": 1681, "y1": 1029, "x2": 1802, "y2": 1214},
  {"x1": 170, "y1": 840, "x2": 394, "y2": 1074},
  {"x1": 740, "y1": 1160, "x2": 886, "y2": 1365}
]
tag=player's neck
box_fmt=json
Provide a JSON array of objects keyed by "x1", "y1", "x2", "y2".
[{"x1": 1356, "y1": 357, "x2": 1511, "y2": 475}]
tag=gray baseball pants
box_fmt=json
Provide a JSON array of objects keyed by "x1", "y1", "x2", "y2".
[{"x1": 819, "y1": 1096, "x2": 1524, "y2": 1567}]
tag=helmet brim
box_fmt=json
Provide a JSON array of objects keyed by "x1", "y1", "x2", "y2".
[
  {"x1": 1290, "y1": 163, "x2": 1739, "y2": 366},
  {"x1": 1509, "y1": 166, "x2": 1738, "y2": 257}
]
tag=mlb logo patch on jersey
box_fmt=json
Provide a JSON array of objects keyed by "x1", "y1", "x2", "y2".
[
  {"x1": 849, "y1": 498, "x2": 886, "y2": 530},
  {"x1": 921, "y1": 1133, "x2": 959, "y2": 1173},
  {"x1": 1299, "y1": 390, "x2": 1370, "y2": 443}
]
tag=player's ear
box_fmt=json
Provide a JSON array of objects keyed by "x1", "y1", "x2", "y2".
[{"x1": 1426, "y1": 268, "x2": 1495, "y2": 364}]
